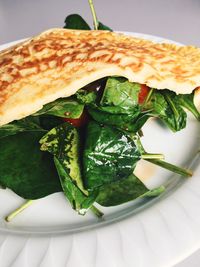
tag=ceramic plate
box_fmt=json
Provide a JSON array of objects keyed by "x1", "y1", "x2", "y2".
[{"x1": 0, "y1": 32, "x2": 199, "y2": 267}]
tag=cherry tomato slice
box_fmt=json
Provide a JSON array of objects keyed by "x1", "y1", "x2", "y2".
[
  {"x1": 63, "y1": 109, "x2": 89, "y2": 128},
  {"x1": 138, "y1": 84, "x2": 150, "y2": 104}
]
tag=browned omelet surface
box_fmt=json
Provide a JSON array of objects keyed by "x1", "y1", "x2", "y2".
[{"x1": 0, "y1": 28, "x2": 200, "y2": 126}]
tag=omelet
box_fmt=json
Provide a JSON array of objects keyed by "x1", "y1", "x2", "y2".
[{"x1": 0, "y1": 28, "x2": 199, "y2": 126}]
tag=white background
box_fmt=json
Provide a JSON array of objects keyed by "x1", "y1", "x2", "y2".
[{"x1": 0, "y1": 0, "x2": 200, "y2": 266}]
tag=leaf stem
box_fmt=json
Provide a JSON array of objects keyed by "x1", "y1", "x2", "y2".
[
  {"x1": 91, "y1": 205, "x2": 104, "y2": 218},
  {"x1": 5, "y1": 200, "x2": 34, "y2": 222},
  {"x1": 141, "y1": 153, "x2": 164, "y2": 160},
  {"x1": 165, "y1": 94, "x2": 179, "y2": 130},
  {"x1": 180, "y1": 99, "x2": 200, "y2": 121},
  {"x1": 188, "y1": 107, "x2": 200, "y2": 121},
  {"x1": 141, "y1": 185, "x2": 165, "y2": 198},
  {"x1": 138, "y1": 129, "x2": 144, "y2": 137},
  {"x1": 143, "y1": 88, "x2": 154, "y2": 107},
  {"x1": 88, "y1": 0, "x2": 99, "y2": 30},
  {"x1": 146, "y1": 159, "x2": 193, "y2": 177}
]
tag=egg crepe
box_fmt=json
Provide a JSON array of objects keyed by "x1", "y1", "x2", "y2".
[{"x1": 0, "y1": 28, "x2": 200, "y2": 126}]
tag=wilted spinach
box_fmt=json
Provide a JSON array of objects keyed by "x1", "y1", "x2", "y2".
[
  {"x1": 40, "y1": 123, "x2": 97, "y2": 213},
  {"x1": 97, "y1": 174, "x2": 148, "y2": 206},
  {"x1": 76, "y1": 89, "x2": 98, "y2": 105},
  {"x1": 145, "y1": 90, "x2": 187, "y2": 132},
  {"x1": 54, "y1": 157, "x2": 97, "y2": 214},
  {"x1": 88, "y1": 107, "x2": 142, "y2": 132},
  {"x1": 176, "y1": 93, "x2": 200, "y2": 121},
  {"x1": 0, "y1": 117, "x2": 45, "y2": 139},
  {"x1": 83, "y1": 121, "x2": 141, "y2": 189},
  {"x1": 33, "y1": 98, "x2": 84, "y2": 119},
  {"x1": 40, "y1": 123, "x2": 84, "y2": 190},
  {"x1": 98, "y1": 22, "x2": 112, "y2": 31},
  {"x1": 97, "y1": 174, "x2": 164, "y2": 206},
  {"x1": 0, "y1": 131, "x2": 61, "y2": 199},
  {"x1": 76, "y1": 77, "x2": 143, "y2": 132},
  {"x1": 39, "y1": 115, "x2": 64, "y2": 131},
  {"x1": 64, "y1": 14, "x2": 91, "y2": 30},
  {"x1": 100, "y1": 77, "x2": 140, "y2": 114},
  {"x1": 63, "y1": 14, "x2": 112, "y2": 31}
]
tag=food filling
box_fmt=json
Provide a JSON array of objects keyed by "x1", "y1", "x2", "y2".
[{"x1": 0, "y1": 76, "x2": 199, "y2": 215}]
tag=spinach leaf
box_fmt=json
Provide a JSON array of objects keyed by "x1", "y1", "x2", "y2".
[
  {"x1": 64, "y1": 13, "x2": 112, "y2": 31},
  {"x1": 83, "y1": 121, "x2": 141, "y2": 190},
  {"x1": 128, "y1": 112, "x2": 150, "y2": 132},
  {"x1": 164, "y1": 91, "x2": 187, "y2": 131},
  {"x1": 176, "y1": 93, "x2": 200, "y2": 121},
  {"x1": 146, "y1": 90, "x2": 187, "y2": 132},
  {"x1": 100, "y1": 77, "x2": 140, "y2": 114},
  {"x1": 88, "y1": 107, "x2": 142, "y2": 132},
  {"x1": 40, "y1": 123, "x2": 97, "y2": 213},
  {"x1": 97, "y1": 174, "x2": 164, "y2": 206},
  {"x1": 0, "y1": 131, "x2": 61, "y2": 199},
  {"x1": 98, "y1": 22, "x2": 113, "y2": 31},
  {"x1": 77, "y1": 77, "x2": 142, "y2": 132},
  {"x1": 76, "y1": 89, "x2": 98, "y2": 104},
  {"x1": 33, "y1": 98, "x2": 84, "y2": 119},
  {"x1": 142, "y1": 186, "x2": 165, "y2": 197},
  {"x1": 64, "y1": 14, "x2": 91, "y2": 30},
  {"x1": 40, "y1": 123, "x2": 85, "y2": 191},
  {"x1": 39, "y1": 115, "x2": 64, "y2": 131},
  {"x1": 54, "y1": 157, "x2": 97, "y2": 214},
  {"x1": 0, "y1": 117, "x2": 45, "y2": 139}
]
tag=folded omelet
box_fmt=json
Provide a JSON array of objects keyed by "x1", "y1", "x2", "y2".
[{"x1": 0, "y1": 28, "x2": 199, "y2": 126}]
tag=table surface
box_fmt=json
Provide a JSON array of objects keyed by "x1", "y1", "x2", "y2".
[{"x1": 0, "y1": 0, "x2": 200, "y2": 266}]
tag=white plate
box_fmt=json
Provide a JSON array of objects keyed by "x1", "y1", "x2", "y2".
[{"x1": 0, "y1": 32, "x2": 199, "y2": 267}]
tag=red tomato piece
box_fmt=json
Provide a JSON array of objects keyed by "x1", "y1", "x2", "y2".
[
  {"x1": 138, "y1": 84, "x2": 150, "y2": 104},
  {"x1": 63, "y1": 110, "x2": 89, "y2": 128}
]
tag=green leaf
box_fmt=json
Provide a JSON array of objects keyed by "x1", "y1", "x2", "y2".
[
  {"x1": 127, "y1": 112, "x2": 150, "y2": 132},
  {"x1": 33, "y1": 98, "x2": 84, "y2": 119},
  {"x1": 40, "y1": 123, "x2": 85, "y2": 190},
  {"x1": 40, "y1": 123, "x2": 97, "y2": 213},
  {"x1": 146, "y1": 90, "x2": 187, "y2": 132},
  {"x1": 88, "y1": 107, "x2": 142, "y2": 132},
  {"x1": 75, "y1": 77, "x2": 145, "y2": 132},
  {"x1": 0, "y1": 117, "x2": 45, "y2": 139},
  {"x1": 39, "y1": 115, "x2": 64, "y2": 131},
  {"x1": 54, "y1": 157, "x2": 97, "y2": 214},
  {"x1": 146, "y1": 159, "x2": 192, "y2": 177},
  {"x1": 142, "y1": 186, "x2": 165, "y2": 197},
  {"x1": 84, "y1": 78, "x2": 145, "y2": 132},
  {"x1": 0, "y1": 131, "x2": 61, "y2": 199},
  {"x1": 75, "y1": 78, "x2": 107, "y2": 104},
  {"x1": 98, "y1": 21, "x2": 113, "y2": 31},
  {"x1": 100, "y1": 77, "x2": 140, "y2": 114},
  {"x1": 164, "y1": 92, "x2": 187, "y2": 131},
  {"x1": 83, "y1": 121, "x2": 141, "y2": 190},
  {"x1": 97, "y1": 174, "x2": 164, "y2": 206},
  {"x1": 177, "y1": 93, "x2": 200, "y2": 121},
  {"x1": 76, "y1": 89, "x2": 98, "y2": 104},
  {"x1": 135, "y1": 136, "x2": 193, "y2": 177},
  {"x1": 64, "y1": 14, "x2": 91, "y2": 30}
]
